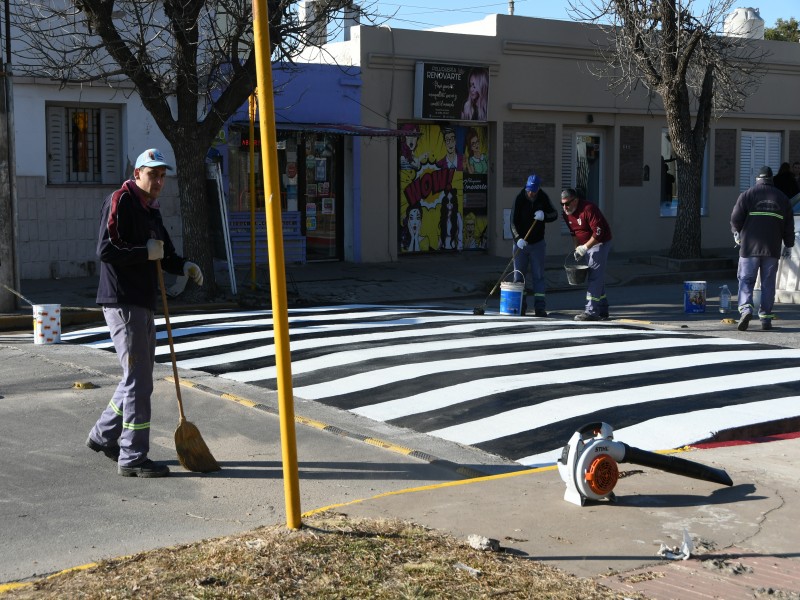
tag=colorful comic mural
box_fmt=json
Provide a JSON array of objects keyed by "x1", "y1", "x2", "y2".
[{"x1": 399, "y1": 122, "x2": 488, "y2": 254}]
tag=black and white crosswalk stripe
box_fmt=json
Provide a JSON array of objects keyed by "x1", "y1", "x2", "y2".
[{"x1": 64, "y1": 305, "x2": 800, "y2": 468}]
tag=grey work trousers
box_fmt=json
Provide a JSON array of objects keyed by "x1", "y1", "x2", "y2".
[
  {"x1": 512, "y1": 239, "x2": 547, "y2": 311},
  {"x1": 584, "y1": 242, "x2": 611, "y2": 317},
  {"x1": 89, "y1": 304, "x2": 156, "y2": 467},
  {"x1": 737, "y1": 256, "x2": 778, "y2": 321}
]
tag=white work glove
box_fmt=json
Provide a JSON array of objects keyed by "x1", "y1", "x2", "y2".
[
  {"x1": 183, "y1": 261, "x2": 204, "y2": 286},
  {"x1": 782, "y1": 246, "x2": 792, "y2": 258},
  {"x1": 166, "y1": 276, "x2": 188, "y2": 298},
  {"x1": 733, "y1": 231, "x2": 740, "y2": 247},
  {"x1": 146, "y1": 239, "x2": 164, "y2": 261},
  {"x1": 573, "y1": 245, "x2": 588, "y2": 261},
  {"x1": 516, "y1": 238, "x2": 528, "y2": 250},
  {"x1": 533, "y1": 210, "x2": 544, "y2": 222}
]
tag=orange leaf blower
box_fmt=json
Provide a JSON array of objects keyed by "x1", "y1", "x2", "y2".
[{"x1": 556, "y1": 422, "x2": 733, "y2": 506}]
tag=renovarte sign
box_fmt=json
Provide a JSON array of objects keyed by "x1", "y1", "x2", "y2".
[{"x1": 413, "y1": 62, "x2": 489, "y2": 122}]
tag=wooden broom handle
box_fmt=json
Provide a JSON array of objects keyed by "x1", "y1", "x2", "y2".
[{"x1": 156, "y1": 260, "x2": 186, "y2": 421}]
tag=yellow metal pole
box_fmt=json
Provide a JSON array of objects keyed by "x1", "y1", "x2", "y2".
[
  {"x1": 248, "y1": 93, "x2": 257, "y2": 290},
  {"x1": 252, "y1": 0, "x2": 302, "y2": 529}
]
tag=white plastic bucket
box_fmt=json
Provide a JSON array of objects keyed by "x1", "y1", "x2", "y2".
[
  {"x1": 500, "y1": 271, "x2": 525, "y2": 315},
  {"x1": 33, "y1": 304, "x2": 61, "y2": 344},
  {"x1": 683, "y1": 281, "x2": 706, "y2": 314}
]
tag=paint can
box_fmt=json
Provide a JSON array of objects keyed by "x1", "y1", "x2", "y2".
[
  {"x1": 683, "y1": 281, "x2": 706, "y2": 314},
  {"x1": 500, "y1": 271, "x2": 525, "y2": 316},
  {"x1": 33, "y1": 304, "x2": 61, "y2": 344}
]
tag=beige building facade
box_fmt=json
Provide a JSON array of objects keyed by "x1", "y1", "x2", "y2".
[{"x1": 310, "y1": 14, "x2": 800, "y2": 263}]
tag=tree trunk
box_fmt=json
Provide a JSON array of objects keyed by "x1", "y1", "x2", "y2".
[
  {"x1": 173, "y1": 141, "x2": 214, "y2": 300},
  {"x1": 668, "y1": 154, "x2": 703, "y2": 259}
]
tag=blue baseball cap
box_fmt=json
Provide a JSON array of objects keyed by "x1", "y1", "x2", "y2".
[
  {"x1": 135, "y1": 148, "x2": 173, "y2": 171},
  {"x1": 525, "y1": 174, "x2": 540, "y2": 193}
]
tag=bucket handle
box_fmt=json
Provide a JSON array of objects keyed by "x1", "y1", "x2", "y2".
[
  {"x1": 503, "y1": 269, "x2": 525, "y2": 285},
  {"x1": 565, "y1": 252, "x2": 587, "y2": 267}
]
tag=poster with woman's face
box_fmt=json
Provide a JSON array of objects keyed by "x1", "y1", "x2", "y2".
[{"x1": 399, "y1": 122, "x2": 488, "y2": 254}]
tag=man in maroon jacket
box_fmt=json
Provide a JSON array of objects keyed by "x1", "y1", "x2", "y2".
[{"x1": 561, "y1": 188, "x2": 613, "y2": 321}]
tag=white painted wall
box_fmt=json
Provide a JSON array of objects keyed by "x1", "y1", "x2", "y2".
[{"x1": 12, "y1": 79, "x2": 180, "y2": 279}]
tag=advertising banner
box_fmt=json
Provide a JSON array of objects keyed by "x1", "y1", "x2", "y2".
[
  {"x1": 399, "y1": 122, "x2": 488, "y2": 254},
  {"x1": 414, "y1": 63, "x2": 489, "y2": 122}
]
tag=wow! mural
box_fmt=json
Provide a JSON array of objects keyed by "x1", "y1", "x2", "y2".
[{"x1": 399, "y1": 122, "x2": 488, "y2": 254}]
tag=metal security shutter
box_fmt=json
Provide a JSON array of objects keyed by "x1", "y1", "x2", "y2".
[
  {"x1": 100, "y1": 108, "x2": 122, "y2": 184},
  {"x1": 740, "y1": 131, "x2": 781, "y2": 192},
  {"x1": 46, "y1": 106, "x2": 66, "y2": 185}
]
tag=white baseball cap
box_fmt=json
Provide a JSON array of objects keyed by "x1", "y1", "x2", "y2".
[{"x1": 135, "y1": 148, "x2": 173, "y2": 170}]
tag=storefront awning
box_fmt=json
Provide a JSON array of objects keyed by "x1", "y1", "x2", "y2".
[{"x1": 233, "y1": 121, "x2": 406, "y2": 137}]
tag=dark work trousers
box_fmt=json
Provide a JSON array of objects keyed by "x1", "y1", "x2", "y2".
[
  {"x1": 512, "y1": 239, "x2": 547, "y2": 313},
  {"x1": 89, "y1": 304, "x2": 155, "y2": 467},
  {"x1": 584, "y1": 242, "x2": 611, "y2": 317},
  {"x1": 737, "y1": 256, "x2": 778, "y2": 322}
]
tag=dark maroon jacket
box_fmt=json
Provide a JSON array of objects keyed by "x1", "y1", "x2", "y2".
[{"x1": 96, "y1": 180, "x2": 185, "y2": 310}]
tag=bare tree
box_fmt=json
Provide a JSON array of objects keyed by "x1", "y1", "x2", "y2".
[
  {"x1": 10, "y1": 0, "x2": 372, "y2": 297},
  {"x1": 569, "y1": 0, "x2": 766, "y2": 258}
]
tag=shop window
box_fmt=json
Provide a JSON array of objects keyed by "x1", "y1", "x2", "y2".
[{"x1": 46, "y1": 105, "x2": 121, "y2": 185}]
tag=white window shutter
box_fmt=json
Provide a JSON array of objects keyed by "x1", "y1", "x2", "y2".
[
  {"x1": 766, "y1": 133, "x2": 781, "y2": 174},
  {"x1": 46, "y1": 106, "x2": 66, "y2": 184},
  {"x1": 740, "y1": 131, "x2": 782, "y2": 192},
  {"x1": 100, "y1": 108, "x2": 121, "y2": 184},
  {"x1": 739, "y1": 133, "x2": 752, "y2": 192}
]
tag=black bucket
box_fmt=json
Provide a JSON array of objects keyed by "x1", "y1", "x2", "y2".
[{"x1": 564, "y1": 254, "x2": 589, "y2": 286}]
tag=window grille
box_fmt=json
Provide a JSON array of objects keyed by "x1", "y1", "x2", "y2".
[{"x1": 46, "y1": 105, "x2": 121, "y2": 185}]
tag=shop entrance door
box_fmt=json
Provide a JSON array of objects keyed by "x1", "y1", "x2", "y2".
[
  {"x1": 301, "y1": 134, "x2": 343, "y2": 261},
  {"x1": 574, "y1": 132, "x2": 603, "y2": 208}
]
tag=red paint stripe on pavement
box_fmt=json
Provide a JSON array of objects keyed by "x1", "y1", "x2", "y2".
[{"x1": 691, "y1": 430, "x2": 800, "y2": 449}]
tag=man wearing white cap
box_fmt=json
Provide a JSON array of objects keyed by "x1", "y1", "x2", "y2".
[{"x1": 86, "y1": 148, "x2": 204, "y2": 477}]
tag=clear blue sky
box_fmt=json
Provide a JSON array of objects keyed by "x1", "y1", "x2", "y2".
[{"x1": 371, "y1": 0, "x2": 794, "y2": 32}]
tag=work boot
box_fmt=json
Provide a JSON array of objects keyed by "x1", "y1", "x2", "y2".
[
  {"x1": 118, "y1": 459, "x2": 170, "y2": 478},
  {"x1": 574, "y1": 312, "x2": 601, "y2": 322},
  {"x1": 761, "y1": 319, "x2": 772, "y2": 331},
  {"x1": 737, "y1": 312, "x2": 752, "y2": 331},
  {"x1": 534, "y1": 309, "x2": 548, "y2": 318},
  {"x1": 86, "y1": 436, "x2": 120, "y2": 462}
]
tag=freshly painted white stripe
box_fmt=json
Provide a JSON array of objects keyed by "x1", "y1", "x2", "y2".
[
  {"x1": 220, "y1": 326, "x2": 685, "y2": 381},
  {"x1": 175, "y1": 316, "x2": 545, "y2": 367},
  {"x1": 299, "y1": 340, "x2": 762, "y2": 404},
  {"x1": 430, "y1": 360, "x2": 800, "y2": 444},
  {"x1": 164, "y1": 313, "x2": 604, "y2": 355},
  {"x1": 255, "y1": 327, "x2": 684, "y2": 377},
  {"x1": 76, "y1": 308, "x2": 435, "y2": 350},
  {"x1": 60, "y1": 310, "x2": 266, "y2": 342},
  {"x1": 350, "y1": 338, "x2": 738, "y2": 421},
  {"x1": 517, "y1": 395, "x2": 800, "y2": 467}
]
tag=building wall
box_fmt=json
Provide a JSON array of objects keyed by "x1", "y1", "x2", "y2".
[
  {"x1": 326, "y1": 15, "x2": 800, "y2": 262},
  {"x1": 13, "y1": 80, "x2": 179, "y2": 279}
]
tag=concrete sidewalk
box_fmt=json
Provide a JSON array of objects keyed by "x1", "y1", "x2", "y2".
[{"x1": 337, "y1": 435, "x2": 800, "y2": 598}]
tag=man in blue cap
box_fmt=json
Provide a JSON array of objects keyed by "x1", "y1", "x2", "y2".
[
  {"x1": 86, "y1": 148, "x2": 204, "y2": 477},
  {"x1": 510, "y1": 173, "x2": 558, "y2": 316}
]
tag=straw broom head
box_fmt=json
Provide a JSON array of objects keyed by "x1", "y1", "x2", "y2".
[{"x1": 175, "y1": 418, "x2": 221, "y2": 473}]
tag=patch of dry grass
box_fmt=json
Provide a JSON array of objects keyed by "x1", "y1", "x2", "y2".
[{"x1": 4, "y1": 513, "x2": 643, "y2": 599}]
